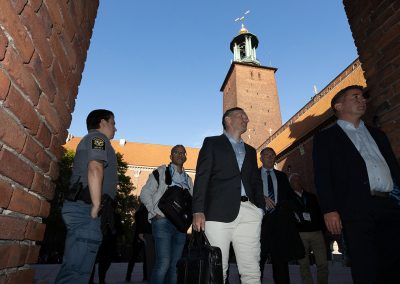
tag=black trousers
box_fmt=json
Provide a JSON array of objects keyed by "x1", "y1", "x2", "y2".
[
  {"x1": 343, "y1": 196, "x2": 400, "y2": 284},
  {"x1": 126, "y1": 237, "x2": 146, "y2": 281},
  {"x1": 126, "y1": 233, "x2": 155, "y2": 281},
  {"x1": 89, "y1": 233, "x2": 117, "y2": 284},
  {"x1": 260, "y1": 214, "x2": 290, "y2": 284},
  {"x1": 260, "y1": 255, "x2": 289, "y2": 284}
]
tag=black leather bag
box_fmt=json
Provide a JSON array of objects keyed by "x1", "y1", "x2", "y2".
[
  {"x1": 158, "y1": 185, "x2": 192, "y2": 233},
  {"x1": 177, "y1": 231, "x2": 223, "y2": 284}
]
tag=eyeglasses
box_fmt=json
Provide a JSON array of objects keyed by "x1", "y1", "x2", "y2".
[{"x1": 172, "y1": 151, "x2": 187, "y2": 156}]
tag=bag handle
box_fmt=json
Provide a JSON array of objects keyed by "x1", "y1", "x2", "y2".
[{"x1": 188, "y1": 229, "x2": 211, "y2": 249}]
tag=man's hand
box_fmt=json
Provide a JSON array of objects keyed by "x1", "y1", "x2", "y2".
[
  {"x1": 91, "y1": 204, "x2": 101, "y2": 219},
  {"x1": 264, "y1": 196, "x2": 276, "y2": 209},
  {"x1": 138, "y1": 233, "x2": 145, "y2": 242},
  {"x1": 324, "y1": 211, "x2": 342, "y2": 235},
  {"x1": 192, "y1": 213, "x2": 205, "y2": 232}
]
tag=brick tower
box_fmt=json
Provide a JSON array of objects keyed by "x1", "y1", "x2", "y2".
[{"x1": 220, "y1": 24, "x2": 282, "y2": 148}]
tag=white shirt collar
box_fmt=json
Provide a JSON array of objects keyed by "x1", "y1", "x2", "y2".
[{"x1": 337, "y1": 119, "x2": 365, "y2": 130}]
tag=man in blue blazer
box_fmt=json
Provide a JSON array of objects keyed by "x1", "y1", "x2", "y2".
[
  {"x1": 192, "y1": 107, "x2": 266, "y2": 283},
  {"x1": 313, "y1": 85, "x2": 400, "y2": 284}
]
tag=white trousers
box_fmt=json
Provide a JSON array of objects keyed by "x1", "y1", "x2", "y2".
[{"x1": 205, "y1": 201, "x2": 263, "y2": 284}]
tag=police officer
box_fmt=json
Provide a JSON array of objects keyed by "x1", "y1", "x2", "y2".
[{"x1": 55, "y1": 109, "x2": 118, "y2": 284}]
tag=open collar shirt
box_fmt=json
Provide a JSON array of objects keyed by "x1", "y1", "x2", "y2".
[
  {"x1": 169, "y1": 163, "x2": 190, "y2": 189},
  {"x1": 337, "y1": 119, "x2": 393, "y2": 192},
  {"x1": 224, "y1": 131, "x2": 247, "y2": 196}
]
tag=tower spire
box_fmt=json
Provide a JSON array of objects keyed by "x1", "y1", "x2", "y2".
[{"x1": 230, "y1": 24, "x2": 260, "y2": 65}]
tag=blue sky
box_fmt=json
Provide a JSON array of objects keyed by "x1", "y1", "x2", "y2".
[{"x1": 68, "y1": 1, "x2": 358, "y2": 148}]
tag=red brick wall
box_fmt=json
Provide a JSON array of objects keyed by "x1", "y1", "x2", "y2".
[
  {"x1": 275, "y1": 136, "x2": 317, "y2": 193},
  {"x1": 222, "y1": 63, "x2": 282, "y2": 148},
  {"x1": 344, "y1": 0, "x2": 400, "y2": 160},
  {"x1": 0, "y1": 0, "x2": 99, "y2": 281}
]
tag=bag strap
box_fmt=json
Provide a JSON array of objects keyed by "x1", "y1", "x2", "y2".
[
  {"x1": 152, "y1": 169, "x2": 160, "y2": 185},
  {"x1": 152, "y1": 165, "x2": 172, "y2": 187},
  {"x1": 165, "y1": 165, "x2": 172, "y2": 185}
]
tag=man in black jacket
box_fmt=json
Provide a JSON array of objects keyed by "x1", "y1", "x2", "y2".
[
  {"x1": 125, "y1": 203, "x2": 154, "y2": 282},
  {"x1": 192, "y1": 107, "x2": 265, "y2": 283},
  {"x1": 313, "y1": 85, "x2": 400, "y2": 284},
  {"x1": 259, "y1": 147, "x2": 303, "y2": 284},
  {"x1": 290, "y1": 173, "x2": 328, "y2": 284}
]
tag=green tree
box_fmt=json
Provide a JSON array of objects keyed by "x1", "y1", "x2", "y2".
[{"x1": 115, "y1": 152, "x2": 139, "y2": 228}]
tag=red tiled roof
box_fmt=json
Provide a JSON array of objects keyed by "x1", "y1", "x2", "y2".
[{"x1": 64, "y1": 138, "x2": 200, "y2": 170}]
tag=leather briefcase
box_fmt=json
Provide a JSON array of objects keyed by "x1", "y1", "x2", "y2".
[{"x1": 177, "y1": 231, "x2": 223, "y2": 284}]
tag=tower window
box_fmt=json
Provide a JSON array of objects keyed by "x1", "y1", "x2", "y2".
[
  {"x1": 258, "y1": 73, "x2": 261, "y2": 79},
  {"x1": 250, "y1": 71, "x2": 253, "y2": 79},
  {"x1": 239, "y1": 43, "x2": 246, "y2": 59}
]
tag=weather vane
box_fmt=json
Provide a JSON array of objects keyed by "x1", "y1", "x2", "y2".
[{"x1": 234, "y1": 10, "x2": 250, "y2": 25}]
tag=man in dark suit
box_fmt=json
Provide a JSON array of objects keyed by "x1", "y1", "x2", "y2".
[
  {"x1": 192, "y1": 107, "x2": 266, "y2": 283},
  {"x1": 313, "y1": 85, "x2": 400, "y2": 284},
  {"x1": 259, "y1": 147, "x2": 299, "y2": 284}
]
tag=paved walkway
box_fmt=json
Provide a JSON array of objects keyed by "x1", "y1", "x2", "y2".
[{"x1": 33, "y1": 262, "x2": 352, "y2": 283}]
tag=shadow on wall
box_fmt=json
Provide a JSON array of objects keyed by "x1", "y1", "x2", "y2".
[{"x1": 273, "y1": 109, "x2": 334, "y2": 193}]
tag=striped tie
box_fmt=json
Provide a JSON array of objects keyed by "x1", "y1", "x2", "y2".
[
  {"x1": 267, "y1": 170, "x2": 275, "y2": 212},
  {"x1": 267, "y1": 170, "x2": 275, "y2": 199}
]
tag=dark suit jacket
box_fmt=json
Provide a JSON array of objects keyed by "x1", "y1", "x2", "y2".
[
  {"x1": 313, "y1": 123, "x2": 400, "y2": 221},
  {"x1": 293, "y1": 191, "x2": 325, "y2": 232},
  {"x1": 260, "y1": 169, "x2": 304, "y2": 261},
  {"x1": 192, "y1": 134, "x2": 265, "y2": 222}
]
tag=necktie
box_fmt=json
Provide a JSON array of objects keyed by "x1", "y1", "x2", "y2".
[{"x1": 267, "y1": 170, "x2": 275, "y2": 202}]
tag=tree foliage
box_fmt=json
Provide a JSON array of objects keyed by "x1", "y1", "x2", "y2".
[{"x1": 115, "y1": 152, "x2": 139, "y2": 228}]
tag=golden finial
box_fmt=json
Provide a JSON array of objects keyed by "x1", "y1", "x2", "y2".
[{"x1": 239, "y1": 23, "x2": 248, "y2": 34}]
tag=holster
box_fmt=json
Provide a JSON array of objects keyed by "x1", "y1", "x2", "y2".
[{"x1": 64, "y1": 178, "x2": 91, "y2": 204}]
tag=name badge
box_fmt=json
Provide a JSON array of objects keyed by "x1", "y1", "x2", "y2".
[{"x1": 302, "y1": 212, "x2": 311, "y2": 221}]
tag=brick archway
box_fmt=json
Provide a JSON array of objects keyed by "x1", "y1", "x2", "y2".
[
  {"x1": 0, "y1": 1, "x2": 99, "y2": 282},
  {"x1": 0, "y1": 0, "x2": 398, "y2": 282}
]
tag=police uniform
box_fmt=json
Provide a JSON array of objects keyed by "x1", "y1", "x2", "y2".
[{"x1": 55, "y1": 130, "x2": 117, "y2": 284}]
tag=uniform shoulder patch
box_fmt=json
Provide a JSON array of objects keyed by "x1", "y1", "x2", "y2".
[{"x1": 92, "y1": 137, "x2": 106, "y2": 150}]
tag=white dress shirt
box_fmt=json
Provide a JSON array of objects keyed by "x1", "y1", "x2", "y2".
[{"x1": 337, "y1": 120, "x2": 393, "y2": 192}]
